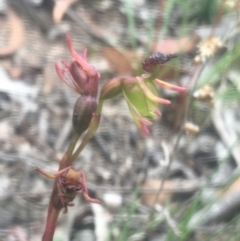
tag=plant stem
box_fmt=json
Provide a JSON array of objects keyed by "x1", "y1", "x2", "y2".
[
  {"x1": 42, "y1": 203, "x2": 61, "y2": 241},
  {"x1": 69, "y1": 114, "x2": 101, "y2": 164},
  {"x1": 59, "y1": 131, "x2": 80, "y2": 169},
  {"x1": 42, "y1": 132, "x2": 80, "y2": 241}
]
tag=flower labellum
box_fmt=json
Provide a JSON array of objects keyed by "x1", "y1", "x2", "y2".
[
  {"x1": 36, "y1": 166, "x2": 101, "y2": 213},
  {"x1": 142, "y1": 52, "x2": 179, "y2": 72}
]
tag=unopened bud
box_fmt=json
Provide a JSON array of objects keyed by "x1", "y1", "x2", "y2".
[
  {"x1": 100, "y1": 77, "x2": 122, "y2": 100},
  {"x1": 72, "y1": 96, "x2": 97, "y2": 134}
]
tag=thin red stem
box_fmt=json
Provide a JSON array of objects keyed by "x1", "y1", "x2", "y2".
[
  {"x1": 42, "y1": 132, "x2": 80, "y2": 241},
  {"x1": 42, "y1": 204, "x2": 61, "y2": 241}
]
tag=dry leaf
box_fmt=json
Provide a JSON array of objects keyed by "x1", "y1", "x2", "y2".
[
  {"x1": 219, "y1": 177, "x2": 240, "y2": 197},
  {"x1": 42, "y1": 64, "x2": 55, "y2": 94},
  {"x1": 152, "y1": 35, "x2": 199, "y2": 54},
  {"x1": 184, "y1": 122, "x2": 200, "y2": 135},
  {"x1": 188, "y1": 177, "x2": 240, "y2": 229},
  {"x1": 0, "y1": 9, "x2": 24, "y2": 57},
  {"x1": 53, "y1": 0, "x2": 77, "y2": 24},
  {"x1": 78, "y1": 6, "x2": 106, "y2": 41},
  {"x1": 141, "y1": 179, "x2": 199, "y2": 207},
  {"x1": 102, "y1": 47, "x2": 135, "y2": 75},
  {"x1": 142, "y1": 179, "x2": 172, "y2": 207}
]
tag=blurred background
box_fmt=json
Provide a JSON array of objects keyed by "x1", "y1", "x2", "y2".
[{"x1": 1, "y1": 0, "x2": 240, "y2": 240}]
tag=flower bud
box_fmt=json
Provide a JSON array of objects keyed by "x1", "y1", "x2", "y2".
[
  {"x1": 100, "y1": 77, "x2": 122, "y2": 100},
  {"x1": 72, "y1": 96, "x2": 97, "y2": 134}
]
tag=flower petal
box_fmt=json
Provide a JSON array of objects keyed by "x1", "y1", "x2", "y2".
[
  {"x1": 139, "y1": 120, "x2": 151, "y2": 135},
  {"x1": 136, "y1": 77, "x2": 171, "y2": 105},
  {"x1": 81, "y1": 49, "x2": 87, "y2": 60},
  {"x1": 83, "y1": 192, "x2": 101, "y2": 204},
  {"x1": 123, "y1": 90, "x2": 152, "y2": 135},
  {"x1": 100, "y1": 77, "x2": 122, "y2": 100},
  {"x1": 154, "y1": 109, "x2": 162, "y2": 117},
  {"x1": 36, "y1": 167, "x2": 57, "y2": 179},
  {"x1": 55, "y1": 62, "x2": 83, "y2": 93},
  {"x1": 66, "y1": 35, "x2": 96, "y2": 77},
  {"x1": 154, "y1": 78, "x2": 186, "y2": 92}
]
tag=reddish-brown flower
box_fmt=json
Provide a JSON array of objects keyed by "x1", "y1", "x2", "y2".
[
  {"x1": 55, "y1": 35, "x2": 100, "y2": 97},
  {"x1": 36, "y1": 166, "x2": 101, "y2": 213}
]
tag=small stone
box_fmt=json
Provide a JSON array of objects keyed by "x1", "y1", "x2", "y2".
[{"x1": 103, "y1": 192, "x2": 122, "y2": 211}]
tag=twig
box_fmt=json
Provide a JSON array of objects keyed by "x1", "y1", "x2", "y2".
[
  {"x1": 149, "y1": 64, "x2": 204, "y2": 218},
  {"x1": 210, "y1": 0, "x2": 225, "y2": 37},
  {"x1": 160, "y1": 141, "x2": 170, "y2": 166},
  {"x1": 212, "y1": 99, "x2": 240, "y2": 168},
  {"x1": 66, "y1": 7, "x2": 111, "y2": 46},
  {"x1": 155, "y1": 204, "x2": 181, "y2": 236},
  {"x1": 152, "y1": 0, "x2": 165, "y2": 52}
]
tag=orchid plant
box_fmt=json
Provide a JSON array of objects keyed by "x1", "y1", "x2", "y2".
[{"x1": 37, "y1": 35, "x2": 186, "y2": 241}]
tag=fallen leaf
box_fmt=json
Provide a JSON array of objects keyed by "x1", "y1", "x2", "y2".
[
  {"x1": 142, "y1": 179, "x2": 172, "y2": 207},
  {"x1": 0, "y1": 9, "x2": 25, "y2": 57},
  {"x1": 219, "y1": 177, "x2": 240, "y2": 197},
  {"x1": 188, "y1": 177, "x2": 240, "y2": 230},
  {"x1": 53, "y1": 0, "x2": 77, "y2": 24},
  {"x1": 42, "y1": 64, "x2": 55, "y2": 94},
  {"x1": 152, "y1": 35, "x2": 200, "y2": 54},
  {"x1": 102, "y1": 47, "x2": 136, "y2": 75},
  {"x1": 184, "y1": 122, "x2": 200, "y2": 135},
  {"x1": 141, "y1": 179, "x2": 200, "y2": 207}
]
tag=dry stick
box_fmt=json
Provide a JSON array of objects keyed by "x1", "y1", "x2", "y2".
[
  {"x1": 66, "y1": 8, "x2": 111, "y2": 46},
  {"x1": 152, "y1": 0, "x2": 165, "y2": 52},
  {"x1": 210, "y1": 0, "x2": 225, "y2": 37},
  {"x1": 213, "y1": 97, "x2": 240, "y2": 168},
  {"x1": 155, "y1": 204, "x2": 181, "y2": 236},
  {"x1": 148, "y1": 64, "x2": 204, "y2": 219}
]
